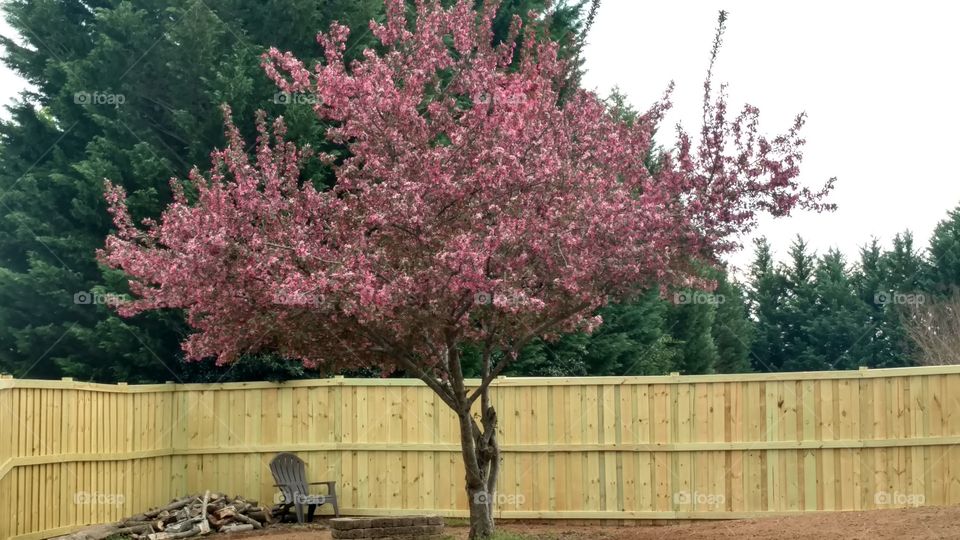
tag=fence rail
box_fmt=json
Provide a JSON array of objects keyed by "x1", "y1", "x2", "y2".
[{"x1": 2, "y1": 366, "x2": 960, "y2": 539}]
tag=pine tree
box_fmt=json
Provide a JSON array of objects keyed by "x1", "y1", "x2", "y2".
[
  {"x1": 778, "y1": 236, "x2": 824, "y2": 371},
  {"x1": 0, "y1": 0, "x2": 384, "y2": 381},
  {"x1": 877, "y1": 232, "x2": 926, "y2": 366},
  {"x1": 884, "y1": 232, "x2": 928, "y2": 291},
  {"x1": 805, "y1": 250, "x2": 870, "y2": 370},
  {"x1": 926, "y1": 207, "x2": 960, "y2": 296},
  {"x1": 501, "y1": 289, "x2": 679, "y2": 377},
  {"x1": 587, "y1": 291, "x2": 679, "y2": 376},
  {"x1": 852, "y1": 239, "x2": 892, "y2": 367},
  {"x1": 0, "y1": 0, "x2": 592, "y2": 381},
  {"x1": 667, "y1": 291, "x2": 720, "y2": 375},
  {"x1": 712, "y1": 274, "x2": 753, "y2": 373},
  {"x1": 747, "y1": 237, "x2": 787, "y2": 372}
]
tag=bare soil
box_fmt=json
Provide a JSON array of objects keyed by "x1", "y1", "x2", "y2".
[{"x1": 232, "y1": 505, "x2": 960, "y2": 539}]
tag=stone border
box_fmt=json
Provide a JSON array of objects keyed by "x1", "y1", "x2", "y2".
[{"x1": 330, "y1": 516, "x2": 444, "y2": 539}]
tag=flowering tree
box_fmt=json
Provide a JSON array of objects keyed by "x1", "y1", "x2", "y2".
[{"x1": 101, "y1": 1, "x2": 830, "y2": 537}]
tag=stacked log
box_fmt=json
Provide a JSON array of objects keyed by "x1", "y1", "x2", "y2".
[{"x1": 53, "y1": 491, "x2": 271, "y2": 540}]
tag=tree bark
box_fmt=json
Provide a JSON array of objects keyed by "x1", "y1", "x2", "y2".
[
  {"x1": 456, "y1": 386, "x2": 500, "y2": 540},
  {"x1": 419, "y1": 343, "x2": 502, "y2": 539}
]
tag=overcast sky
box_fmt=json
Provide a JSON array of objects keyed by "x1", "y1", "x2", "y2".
[
  {"x1": 1, "y1": 2, "x2": 958, "y2": 275},
  {"x1": 582, "y1": 0, "x2": 960, "y2": 273}
]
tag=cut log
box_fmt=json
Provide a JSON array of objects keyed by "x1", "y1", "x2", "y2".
[
  {"x1": 145, "y1": 498, "x2": 193, "y2": 518},
  {"x1": 121, "y1": 519, "x2": 164, "y2": 530},
  {"x1": 114, "y1": 524, "x2": 156, "y2": 536},
  {"x1": 212, "y1": 507, "x2": 237, "y2": 521},
  {"x1": 231, "y1": 514, "x2": 262, "y2": 529},
  {"x1": 245, "y1": 510, "x2": 268, "y2": 523},
  {"x1": 147, "y1": 526, "x2": 200, "y2": 540},
  {"x1": 165, "y1": 519, "x2": 202, "y2": 534},
  {"x1": 219, "y1": 524, "x2": 253, "y2": 534},
  {"x1": 200, "y1": 490, "x2": 211, "y2": 527}
]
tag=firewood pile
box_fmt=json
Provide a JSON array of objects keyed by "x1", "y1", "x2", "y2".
[{"x1": 55, "y1": 491, "x2": 271, "y2": 540}]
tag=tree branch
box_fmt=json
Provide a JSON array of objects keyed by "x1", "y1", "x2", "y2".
[
  {"x1": 467, "y1": 301, "x2": 592, "y2": 404},
  {"x1": 357, "y1": 326, "x2": 459, "y2": 409}
]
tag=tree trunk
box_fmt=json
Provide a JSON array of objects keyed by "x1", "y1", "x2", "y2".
[
  {"x1": 456, "y1": 391, "x2": 500, "y2": 540},
  {"x1": 466, "y1": 481, "x2": 495, "y2": 539}
]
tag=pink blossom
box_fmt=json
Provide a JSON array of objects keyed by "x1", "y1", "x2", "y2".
[{"x1": 101, "y1": 0, "x2": 831, "y2": 376}]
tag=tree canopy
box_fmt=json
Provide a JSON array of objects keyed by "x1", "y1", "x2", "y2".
[{"x1": 98, "y1": 3, "x2": 828, "y2": 536}]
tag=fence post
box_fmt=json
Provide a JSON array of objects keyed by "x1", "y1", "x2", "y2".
[{"x1": 0, "y1": 375, "x2": 11, "y2": 540}]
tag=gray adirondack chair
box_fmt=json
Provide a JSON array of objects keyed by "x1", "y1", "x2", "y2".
[{"x1": 269, "y1": 452, "x2": 340, "y2": 523}]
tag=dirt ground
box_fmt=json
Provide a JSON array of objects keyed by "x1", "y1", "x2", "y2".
[{"x1": 232, "y1": 505, "x2": 960, "y2": 539}]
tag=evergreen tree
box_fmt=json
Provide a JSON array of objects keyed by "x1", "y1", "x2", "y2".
[
  {"x1": 501, "y1": 289, "x2": 678, "y2": 377},
  {"x1": 0, "y1": 0, "x2": 592, "y2": 381},
  {"x1": 667, "y1": 290, "x2": 719, "y2": 375},
  {"x1": 0, "y1": 0, "x2": 384, "y2": 381},
  {"x1": 747, "y1": 237, "x2": 787, "y2": 372},
  {"x1": 498, "y1": 334, "x2": 590, "y2": 377},
  {"x1": 926, "y1": 206, "x2": 960, "y2": 296},
  {"x1": 852, "y1": 238, "x2": 893, "y2": 367},
  {"x1": 587, "y1": 291, "x2": 678, "y2": 376},
  {"x1": 778, "y1": 236, "x2": 823, "y2": 371},
  {"x1": 804, "y1": 249, "x2": 870, "y2": 370},
  {"x1": 847, "y1": 233, "x2": 926, "y2": 368},
  {"x1": 877, "y1": 232, "x2": 926, "y2": 366},
  {"x1": 712, "y1": 273, "x2": 753, "y2": 373},
  {"x1": 884, "y1": 232, "x2": 928, "y2": 292}
]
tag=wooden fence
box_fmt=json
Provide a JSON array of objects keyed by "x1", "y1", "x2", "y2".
[{"x1": 3, "y1": 366, "x2": 960, "y2": 539}]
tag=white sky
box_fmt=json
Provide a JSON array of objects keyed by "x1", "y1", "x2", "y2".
[
  {"x1": 582, "y1": 0, "x2": 960, "y2": 274},
  {"x1": 0, "y1": 18, "x2": 26, "y2": 102},
  {"x1": 2, "y1": 3, "x2": 959, "y2": 274}
]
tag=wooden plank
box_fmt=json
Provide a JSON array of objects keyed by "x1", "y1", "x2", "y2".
[
  {"x1": 0, "y1": 386, "x2": 12, "y2": 473},
  {"x1": 765, "y1": 381, "x2": 779, "y2": 512},
  {"x1": 0, "y1": 467, "x2": 10, "y2": 539},
  {"x1": 673, "y1": 382, "x2": 690, "y2": 511}
]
